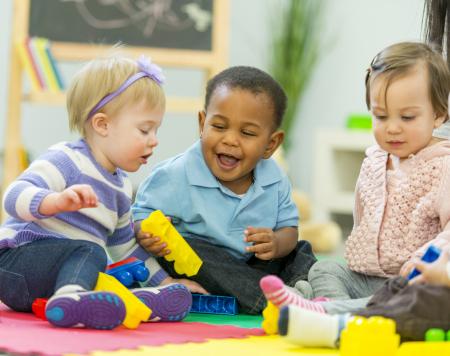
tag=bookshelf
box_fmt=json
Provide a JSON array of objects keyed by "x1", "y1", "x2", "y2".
[
  {"x1": 2, "y1": 0, "x2": 229, "y2": 221},
  {"x1": 313, "y1": 129, "x2": 375, "y2": 236}
]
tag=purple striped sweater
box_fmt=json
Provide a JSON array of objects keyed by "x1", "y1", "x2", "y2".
[{"x1": 0, "y1": 139, "x2": 167, "y2": 286}]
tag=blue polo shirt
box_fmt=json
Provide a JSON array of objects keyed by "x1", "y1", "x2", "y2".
[{"x1": 132, "y1": 140, "x2": 298, "y2": 260}]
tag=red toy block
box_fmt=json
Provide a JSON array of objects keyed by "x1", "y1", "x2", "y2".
[{"x1": 32, "y1": 298, "x2": 48, "y2": 320}]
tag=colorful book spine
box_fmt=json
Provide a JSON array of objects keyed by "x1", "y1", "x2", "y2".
[
  {"x1": 45, "y1": 42, "x2": 65, "y2": 90},
  {"x1": 34, "y1": 37, "x2": 60, "y2": 92},
  {"x1": 16, "y1": 38, "x2": 41, "y2": 92},
  {"x1": 27, "y1": 37, "x2": 47, "y2": 91}
]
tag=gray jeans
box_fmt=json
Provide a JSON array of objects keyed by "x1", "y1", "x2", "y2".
[{"x1": 307, "y1": 260, "x2": 387, "y2": 314}]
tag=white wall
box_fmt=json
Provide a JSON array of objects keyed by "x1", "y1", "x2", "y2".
[{"x1": 0, "y1": 0, "x2": 425, "y2": 194}]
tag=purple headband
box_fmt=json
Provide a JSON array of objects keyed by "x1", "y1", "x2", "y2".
[{"x1": 87, "y1": 55, "x2": 165, "y2": 119}]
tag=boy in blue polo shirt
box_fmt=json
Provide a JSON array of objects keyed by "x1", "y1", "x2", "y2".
[{"x1": 131, "y1": 66, "x2": 316, "y2": 314}]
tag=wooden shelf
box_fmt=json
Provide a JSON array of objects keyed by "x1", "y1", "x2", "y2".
[
  {"x1": 313, "y1": 128, "x2": 375, "y2": 229},
  {"x1": 23, "y1": 92, "x2": 203, "y2": 113}
]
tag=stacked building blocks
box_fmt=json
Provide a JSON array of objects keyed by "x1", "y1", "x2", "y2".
[
  {"x1": 94, "y1": 272, "x2": 151, "y2": 329},
  {"x1": 190, "y1": 294, "x2": 238, "y2": 315},
  {"x1": 425, "y1": 328, "x2": 450, "y2": 342},
  {"x1": 261, "y1": 301, "x2": 279, "y2": 335},
  {"x1": 141, "y1": 210, "x2": 203, "y2": 276},
  {"x1": 396, "y1": 341, "x2": 450, "y2": 356},
  {"x1": 32, "y1": 298, "x2": 48, "y2": 320},
  {"x1": 106, "y1": 257, "x2": 150, "y2": 287},
  {"x1": 408, "y1": 245, "x2": 441, "y2": 280},
  {"x1": 340, "y1": 316, "x2": 400, "y2": 356}
]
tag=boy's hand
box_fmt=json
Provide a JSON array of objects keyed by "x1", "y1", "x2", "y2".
[
  {"x1": 244, "y1": 227, "x2": 278, "y2": 260},
  {"x1": 409, "y1": 249, "x2": 450, "y2": 287},
  {"x1": 39, "y1": 184, "x2": 98, "y2": 216},
  {"x1": 136, "y1": 230, "x2": 170, "y2": 257},
  {"x1": 161, "y1": 276, "x2": 208, "y2": 294}
]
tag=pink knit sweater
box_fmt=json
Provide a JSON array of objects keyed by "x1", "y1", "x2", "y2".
[{"x1": 345, "y1": 141, "x2": 450, "y2": 277}]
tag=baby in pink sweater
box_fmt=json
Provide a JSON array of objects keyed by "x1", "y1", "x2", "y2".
[{"x1": 260, "y1": 41, "x2": 450, "y2": 341}]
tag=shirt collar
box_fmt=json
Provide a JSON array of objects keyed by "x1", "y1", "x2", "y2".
[{"x1": 186, "y1": 140, "x2": 283, "y2": 188}]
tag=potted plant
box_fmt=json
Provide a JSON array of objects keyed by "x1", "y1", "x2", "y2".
[{"x1": 268, "y1": 0, "x2": 323, "y2": 151}]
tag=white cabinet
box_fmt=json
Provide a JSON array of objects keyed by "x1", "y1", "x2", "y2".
[{"x1": 313, "y1": 129, "x2": 375, "y2": 235}]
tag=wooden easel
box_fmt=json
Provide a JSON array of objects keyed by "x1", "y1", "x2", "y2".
[{"x1": 1, "y1": 0, "x2": 229, "y2": 221}]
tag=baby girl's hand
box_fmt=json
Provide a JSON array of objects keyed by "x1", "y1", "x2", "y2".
[
  {"x1": 161, "y1": 276, "x2": 208, "y2": 294},
  {"x1": 399, "y1": 258, "x2": 418, "y2": 278},
  {"x1": 409, "y1": 249, "x2": 450, "y2": 287},
  {"x1": 136, "y1": 229, "x2": 170, "y2": 257},
  {"x1": 244, "y1": 227, "x2": 278, "y2": 260},
  {"x1": 39, "y1": 184, "x2": 98, "y2": 216}
]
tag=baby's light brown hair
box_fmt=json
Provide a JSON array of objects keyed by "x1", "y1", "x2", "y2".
[
  {"x1": 365, "y1": 42, "x2": 450, "y2": 121},
  {"x1": 67, "y1": 54, "x2": 166, "y2": 137}
]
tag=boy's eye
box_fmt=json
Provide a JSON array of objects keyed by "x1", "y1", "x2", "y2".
[
  {"x1": 140, "y1": 129, "x2": 149, "y2": 134},
  {"x1": 212, "y1": 124, "x2": 225, "y2": 129},
  {"x1": 402, "y1": 116, "x2": 415, "y2": 121},
  {"x1": 242, "y1": 130, "x2": 256, "y2": 136},
  {"x1": 374, "y1": 115, "x2": 387, "y2": 120}
]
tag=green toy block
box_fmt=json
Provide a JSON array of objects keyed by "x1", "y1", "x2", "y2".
[
  {"x1": 425, "y1": 328, "x2": 446, "y2": 342},
  {"x1": 346, "y1": 113, "x2": 372, "y2": 130}
]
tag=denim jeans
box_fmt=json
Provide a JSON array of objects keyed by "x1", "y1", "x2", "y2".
[
  {"x1": 356, "y1": 276, "x2": 450, "y2": 341},
  {"x1": 158, "y1": 236, "x2": 316, "y2": 314},
  {"x1": 0, "y1": 238, "x2": 107, "y2": 312}
]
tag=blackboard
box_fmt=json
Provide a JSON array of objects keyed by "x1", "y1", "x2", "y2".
[{"x1": 29, "y1": 0, "x2": 213, "y2": 51}]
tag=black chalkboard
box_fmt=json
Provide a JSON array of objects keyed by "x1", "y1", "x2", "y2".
[{"x1": 29, "y1": 0, "x2": 213, "y2": 51}]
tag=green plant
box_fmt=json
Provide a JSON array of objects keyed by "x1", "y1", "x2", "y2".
[{"x1": 268, "y1": 0, "x2": 323, "y2": 151}]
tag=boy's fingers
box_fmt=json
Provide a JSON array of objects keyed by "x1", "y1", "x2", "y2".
[
  {"x1": 255, "y1": 252, "x2": 272, "y2": 260},
  {"x1": 139, "y1": 237, "x2": 160, "y2": 248},
  {"x1": 195, "y1": 286, "x2": 209, "y2": 294},
  {"x1": 156, "y1": 249, "x2": 171, "y2": 257},
  {"x1": 245, "y1": 232, "x2": 270, "y2": 243},
  {"x1": 247, "y1": 242, "x2": 272, "y2": 254},
  {"x1": 245, "y1": 227, "x2": 270, "y2": 235}
]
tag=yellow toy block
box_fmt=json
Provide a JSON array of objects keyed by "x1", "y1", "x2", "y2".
[
  {"x1": 396, "y1": 341, "x2": 450, "y2": 356},
  {"x1": 340, "y1": 316, "x2": 400, "y2": 356},
  {"x1": 94, "y1": 272, "x2": 151, "y2": 329},
  {"x1": 141, "y1": 210, "x2": 203, "y2": 276},
  {"x1": 262, "y1": 301, "x2": 279, "y2": 335}
]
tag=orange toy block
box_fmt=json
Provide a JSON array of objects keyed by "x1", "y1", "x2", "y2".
[
  {"x1": 141, "y1": 210, "x2": 203, "y2": 276},
  {"x1": 340, "y1": 316, "x2": 400, "y2": 356},
  {"x1": 94, "y1": 272, "x2": 151, "y2": 329}
]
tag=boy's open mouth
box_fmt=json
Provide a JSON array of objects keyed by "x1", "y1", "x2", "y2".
[{"x1": 217, "y1": 153, "x2": 240, "y2": 169}]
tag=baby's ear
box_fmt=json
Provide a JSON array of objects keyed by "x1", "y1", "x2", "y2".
[
  {"x1": 263, "y1": 130, "x2": 284, "y2": 159},
  {"x1": 434, "y1": 111, "x2": 447, "y2": 128},
  {"x1": 198, "y1": 110, "x2": 206, "y2": 137},
  {"x1": 90, "y1": 113, "x2": 109, "y2": 137}
]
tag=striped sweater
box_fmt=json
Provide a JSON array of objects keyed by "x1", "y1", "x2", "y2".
[{"x1": 0, "y1": 139, "x2": 168, "y2": 286}]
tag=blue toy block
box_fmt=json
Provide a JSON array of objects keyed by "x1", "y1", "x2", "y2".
[
  {"x1": 408, "y1": 245, "x2": 441, "y2": 280},
  {"x1": 190, "y1": 294, "x2": 238, "y2": 315},
  {"x1": 106, "y1": 257, "x2": 150, "y2": 287}
]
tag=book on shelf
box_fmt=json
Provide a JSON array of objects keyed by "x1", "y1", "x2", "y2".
[
  {"x1": 26, "y1": 37, "x2": 46, "y2": 91},
  {"x1": 16, "y1": 38, "x2": 40, "y2": 92},
  {"x1": 16, "y1": 37, "x2": 65, "y2": 92}
]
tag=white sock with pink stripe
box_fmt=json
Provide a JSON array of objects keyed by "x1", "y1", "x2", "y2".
[{"x1": 260, "y1": 275, "x2": 326, "y2": 313}]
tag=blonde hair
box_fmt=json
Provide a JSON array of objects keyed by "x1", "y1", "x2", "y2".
[
  {"x1": 365, "y1": 42, "x2": 450, "y2": 121},
  {"x1": 67, "y1": 54, "x2": 166, "y2": 136}
]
